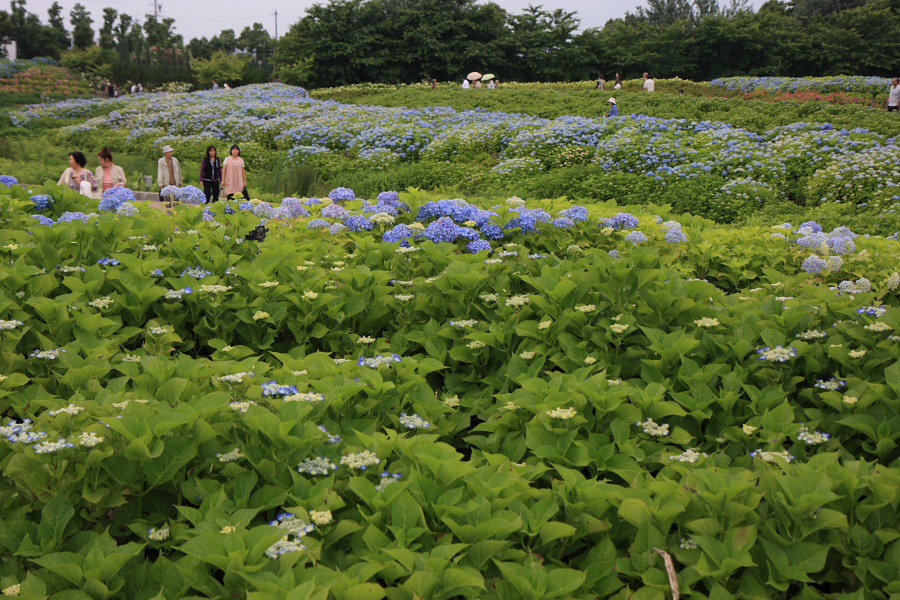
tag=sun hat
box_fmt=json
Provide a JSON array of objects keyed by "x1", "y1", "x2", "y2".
[
  {"x1": 161, "y1": 145, "x2": 174, "y2": 154},
  {"x1": 608, "y1": 98, "x2": 617, "y2": 104}
]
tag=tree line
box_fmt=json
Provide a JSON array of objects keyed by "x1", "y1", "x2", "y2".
[{"x1": 1, "y1": 0, "x2": 899, "y2": 89}]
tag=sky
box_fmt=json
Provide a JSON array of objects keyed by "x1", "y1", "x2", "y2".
[{"x1": 22, "y1": 0, "x2": 767, "y2": 41}]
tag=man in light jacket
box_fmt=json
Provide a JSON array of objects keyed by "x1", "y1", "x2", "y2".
[{"x1": 157, "y1": 145, "x2": 183, "y2": 189}]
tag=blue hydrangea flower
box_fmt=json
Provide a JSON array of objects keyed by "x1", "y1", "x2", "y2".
[
  {"x1": 329, "y1": 223, "x2": 346, "y2": 235},
  {"x1": 0, "y1": 175, "x2": 18, "y2": 187},
  {"x1": 664, "y1": 227, "x2": 687, "y2": 244},
  {"x1": 603, "y1": 212, "x2": 639, "y2": 230},
  {"x1": 625, "y1": 231, "x2": 648, "y2": 245},
  {"x1": 480, "y1": 223, "x2": 504, "y2": 240},
  {"x1": 802, "y1": 255, "x2": 827, "y2": 275},
  {"x1": 280, "y1": 197, "x2": 311, "y2": 218},
  {"x1": 31, "y1": 194, "x2": 53, "y2": 211},
  {"x1": 308, "y1": 219, "x2": 329, "y2": 229},
  {"x1": 827, "y1": 236, "x2": 855, "y2": 255},
  {"x1": 552, "y1": 217, "x2": 574, "y2": 229},
  {"x1": 239, "y1": 201, "x2": 254, "y2": 211},
  {"x1": 467, "y1": 239, "x2": 492, "y2": 253},
  {"x1": 179, "y1": 185, "x2": 206, "y2": 206},
  {"x1": 559, "y1": 206, "x2": 589, "y2": 222},
  {"x1": 796, "y1": 232, "x2": 826, "y2": 248},
  {"x1": 116, "y1": 202, "x2": 139, "y2": 216},
  {"x1": 322, "y1": 204, "x2": 350, "y2": 219},
  {"x1": 181, "y1": 266, "x2": 212, "y2": 279},
  {"x1": 328, "y1": 187, "x2": 355, "y2": 202},
  {"x1": 261, "y1": 380, "x2": 299, "y2": 396},
  {"x1": 98, "y1": 187, "x2": 136, "y2": 212},
  {"x1": 32, "y1": 215, "x2": 54, "y2": 226},
  {"x1": 303, "y1": 197, "x2": 322, "y2": 207},
  {"x1": 377, "y1": 191, "x2": 400, "y2": 205},
  {"x1": 224, "y1": 202, "x2": 236, "y2": 215},
  {"x1": 423, "y1": 217, "x2": 459, "y2": 243},
  {"x1": 344, "y1": 215, "x2": 373, "y2": 232},
  {"x1": 160, "y1": 185, "x2": 180, "y2": 200},
  {"x1": 58, "y1": 211, "x2": 90, "y2": 223},
  {"x1": 608, "y1": 249, "x2": 620, "y2": 259},
  {"x1": 98, "y1": 256, "x2": 120, "y2": 266},
  {"x1": 383, "y1": 224, "x2": 414, "y2": 244},
  {"x1": 799, "y1": 221, "x2": 823, "y2": 233}
]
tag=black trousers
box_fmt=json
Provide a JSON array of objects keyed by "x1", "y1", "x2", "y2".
[
  {"x1": 203, "y1": 181, "x2": 221, "y2": 203},
  {"x1": 226, "y1": 187, "x2": 249, "y2": 201}
]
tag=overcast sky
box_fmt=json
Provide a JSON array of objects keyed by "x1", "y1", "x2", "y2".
[{"x1": 22, "y1": 0, "x2": 766, "y2": 41}]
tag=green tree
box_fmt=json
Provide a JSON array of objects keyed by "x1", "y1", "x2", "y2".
[
  {"x1": 98, "y1": 7, "x2": 116, "y2": 49},
  {"x1": 238, "y1": 22, "x2": 272, "y2": 65},
  {"x1": 210, "y1": 29, "x2": 237, "y2": 54},
  {"x1": 192, "y1": 50, "x2": 247, "y2": 87},
  {"x1": 188, "y1": 36, "x2": 212, "y2": 60},
  {"x1": 69, "y1": 3, "x2": 93, "y2": 50},
  {"x1": 47, "y1": 2, "x2": 70, "y2": 51},
  {"x1": 507, "y1": 6, "x2": 588, "y2": 81}
]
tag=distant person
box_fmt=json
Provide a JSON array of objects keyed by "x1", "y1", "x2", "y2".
[
  {"x1": 462, "y1": 79, "x2": 470, "y2": 89},
  {"x1": 679, "y1": 88, "x2": 685, "y2": 95},
  {"x1": 58, "y1": 151, "x2": 97, "y2": 197},
  {"x1": 107, "y1": 81, "x2": 115, "y2": 98},
  {"x1": 223, "y1": 82, "x2": 231, "y2": 90},
  {"x1": 614, "y1": 73, "x2": 622, "y2": 90},
  {"x1": 94, "y1": 147, "x2": 126, "y2": 194},
  {"x1": 222, "y1": 144, "x2": 248, "y2": 200},
  {"x1": 889, "y1": 77, "x2": 900, "y2": 112},
  {"x1": 643, "y1": 72, "x2": 655, "y2": 92},
  {"x1": 130, "y1": 83, "x2": 137, "y2": 94},
  {"x1": 157, "y1": 145, "x2": 183, "y2": 196},
  {"x1": 474, "y1": 78, "x2": 482, "y2": 89},
  {"x1": 212, "y1": 79, "x2": 220, "y2": 90},
  {"x1": 201, "y1": 145, "x2": 222, "y2": 203},
  {"x1": 607, "y1": 97, "x2": 618, "y2": 117},
  {"x1": 431, "y1": 79, "x2": 437, "y2": 90},
  {"x1": 136, "y1": 83, "x2": 143, "y2": 93},
  {"x1": 596, "y1": 74, "x2": 606, "y2": 90},
  {"x1": 487, "y1": 79, "x2": 496, "y2": 89}
]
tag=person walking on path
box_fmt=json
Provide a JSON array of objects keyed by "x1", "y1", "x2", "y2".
[
  {"x1": 58, "y1": 151, "x2": 97, "y2": 197},
  {"x1": 201, "y1": 145, "x2": 222, "y2": 203},
  {"x1": 596, "y1": 74, "x2": 606, "y2": 90},
  {"x1": 614, "y1": 73, "x2": 623, "y2": 90},
  {"x1": 607, "y1": 97, "x2": 619, "y2": 117},
  {"x1": 222, "y1": 144, "x2": 248, "y2": 200},
  {"x1": 157, "y1": 145, "x2": 183, "y2": 194},
  {"x1": 94, "y1": 148, "x2": 126, "y2": 194},
  {"x1": 461, "y1": 79, "x2": 470, "y2": 89},
  {"x1": 212, "y1": 80, "x2": 220, "y2": 90},
  {"x1": 643, "y1": 72, "x2": 655, "y2": 92},
  {"x1": 888, "y1": 78, "x2": 900, "y2": 112}
]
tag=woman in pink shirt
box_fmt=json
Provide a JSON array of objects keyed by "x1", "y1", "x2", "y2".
[
  {"x1": 222, "y1": 144, "x2": 248, "y2": 200},
  {"x1": 94, "y1": 147, "x2": 126, "y2": 193}
]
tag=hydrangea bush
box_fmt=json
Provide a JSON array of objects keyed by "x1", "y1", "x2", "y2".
[{"x1": 0, "y1": 180, "x2": 898, "y2": 598}]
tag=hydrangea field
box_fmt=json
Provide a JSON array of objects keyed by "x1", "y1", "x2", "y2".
[
  {"x1": 3, "y1": 82, "x2": 900, "y2": 598},
  {"x1": 1, "y1": 166, "x2": 900, "y2": 598},
  {"x1": 8, "y1": 84, "x2": 899, "y2": 234},
  {"x1": 708, "y1": 76, "x2": 893, "y2": 97}
]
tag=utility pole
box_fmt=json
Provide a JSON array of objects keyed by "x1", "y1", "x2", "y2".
[
  {"x1": 151, "y1": 0, "x2": 160, "y2": 20},
  {"x1": 274, "y1": 11, "x2": 278, "y2": 40}
]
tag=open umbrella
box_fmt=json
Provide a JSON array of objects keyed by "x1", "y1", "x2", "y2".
[
  {"x1": 482, "y1": 74, "x2": 495, "y2": 82},
  {"x1": 467, "y1": 72, "x2": 482, "y2": 81}
]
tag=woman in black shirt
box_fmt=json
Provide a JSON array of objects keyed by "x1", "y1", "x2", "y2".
[{"x1": 200, "y1": 145, "x2": 222, "y2": 203}]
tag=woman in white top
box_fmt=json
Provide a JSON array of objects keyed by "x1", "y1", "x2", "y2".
[{"x1": 57, "y1": 151, "x2": 98, "y2": 197}]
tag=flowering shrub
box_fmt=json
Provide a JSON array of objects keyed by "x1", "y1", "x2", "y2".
[{"x1": 1, "y1": 86, "x2": 900, "y2": 599}]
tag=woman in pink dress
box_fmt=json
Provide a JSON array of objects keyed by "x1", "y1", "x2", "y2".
[{"x1": 222, "y1": 144, "x2": 248, "y2": 200}]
